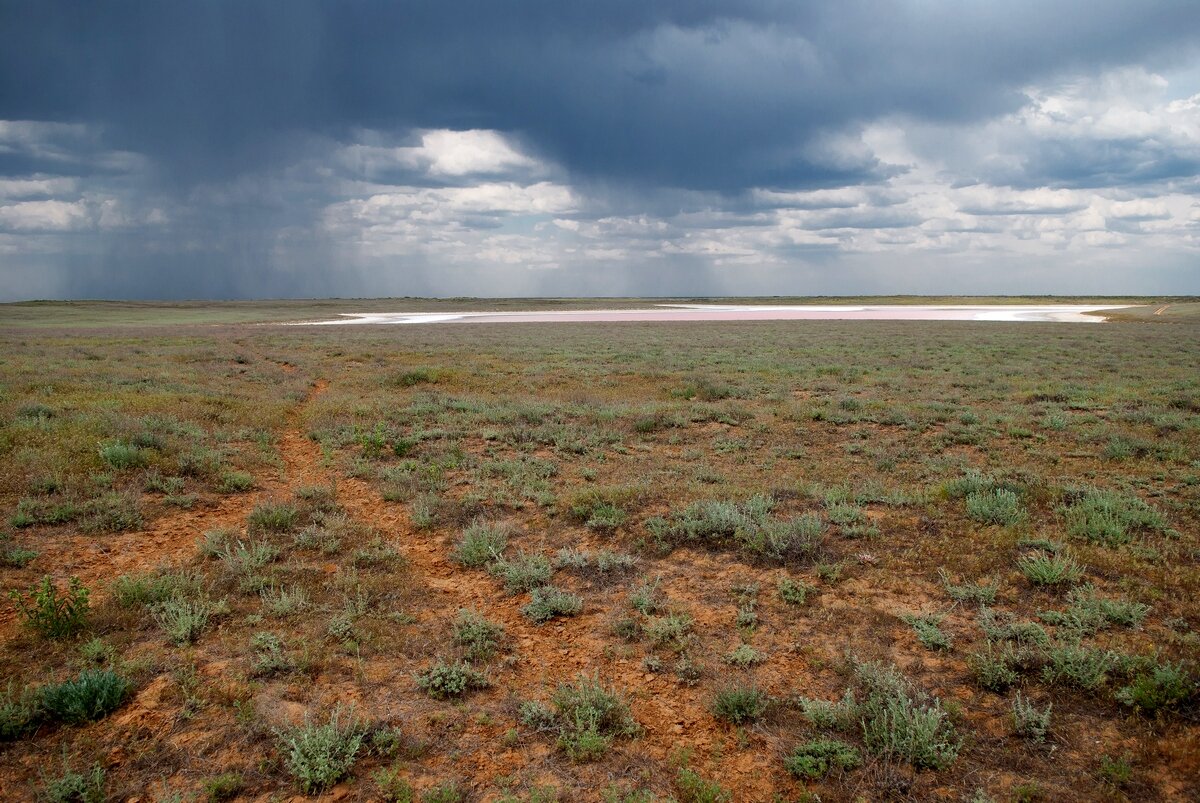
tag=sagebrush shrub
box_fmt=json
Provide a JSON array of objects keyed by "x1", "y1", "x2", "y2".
[
  {"x1": 40, "y1": 669, "x2": 131, "y2": 724},
  {"x1": 276, "y1": 705, "x2": 366, "y2": 793},
  {"x1": 712, "y1": 685, "x2": 768, "y2": 724},
  {"x1": 452, "y1": 520, "x2": 508, "y2": 567}
]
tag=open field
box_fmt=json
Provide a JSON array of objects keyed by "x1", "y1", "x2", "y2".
[{"x1": 0, "y1": 303, "x2": 1198, "y2": 801}]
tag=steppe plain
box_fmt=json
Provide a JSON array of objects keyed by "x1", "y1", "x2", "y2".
[{"x1": 0, "y1": 297, "x2": 1197, "y2": 802}]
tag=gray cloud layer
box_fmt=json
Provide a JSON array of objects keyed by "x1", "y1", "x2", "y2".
[{"x1": 0, "y1": 1, "x2": 1198, "y2": 299}]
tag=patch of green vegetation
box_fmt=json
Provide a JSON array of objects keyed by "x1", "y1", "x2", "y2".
[
  {"x1": 452, "y1": 609, "x2": 505, "y2": 661},
  {"x1": 522, "y1": 586, "x2": 583, "y2": 623},
  {"x1": 40, "y1": 669, "x2": 132, "y2": 724},
  {"x1": 783, "y1": 738, "x2": 862, "y2": 779},
  {"x1": 522, "y1": 675, "x2": 639, "y2": 762},
  {"x1": 1059, "y1": 486, "x2": 1167, "y2": 546},
  {"x1": 1011, "y1": 692, "x2": 1051, "y2": 742},
  {"x1": 9, "y1": 575, "x2": 89, "y2": 638},
  {"x1": 276, "y1": 705, "x2": 366, "y2": 794},
  {"x1": 415, "y1": 660, "x2": 489, "y2": 699},
  {"x1": 452, "y1": 520, "x2": 509, "y2": 567},
  {"x1": 902, "y1": 613, "x2": 953, "y2": 650},
  {"x1": 712, "y1": 685, "x2": 769, "y2": 724}
]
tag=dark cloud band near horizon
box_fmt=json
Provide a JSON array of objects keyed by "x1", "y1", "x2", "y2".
[{"x1": 0, "y1": 1, "x2": 1198, "y2": 300}]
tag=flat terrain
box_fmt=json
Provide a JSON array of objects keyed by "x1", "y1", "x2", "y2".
[{"x1": 0, "y1": 300, "x2": 1197, "y2": 801}]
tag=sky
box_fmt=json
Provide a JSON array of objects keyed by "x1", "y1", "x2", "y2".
[{"x1": 0, "y1": 1, "x2": 1198, "y2": 301}]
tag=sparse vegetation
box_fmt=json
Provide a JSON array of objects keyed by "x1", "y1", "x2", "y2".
[{"x1": 1, "y1": 304, "x2": 1197, "y2": 799}]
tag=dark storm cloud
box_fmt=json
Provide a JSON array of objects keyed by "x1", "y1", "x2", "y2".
[
  {"x1": 0, "y1": 1, "x2": 1198, "y2": 299},
  {"x1": 2, "y1": 0, "x2": 1197, "y2": 191}
]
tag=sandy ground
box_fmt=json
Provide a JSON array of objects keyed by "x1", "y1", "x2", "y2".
[{"x1": 290, "y1": 304, "x2": 1133, "y2": 326}]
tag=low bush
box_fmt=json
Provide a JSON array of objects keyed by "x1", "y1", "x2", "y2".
[
  {"x1": 40, "y1": 669, "x2": 131, "y2": 724},
  {"x1": 547, "y1": 675, "x2": 639, "y2": 762},
  {"x1": 1011, "y1": 692, "x2": 1051, "y2": 742},
  {"x1": 247, "y1": 501, "x2": 300, "y2": 534},
  {"x1": 1019, "y1": 551, "x2": 1084, "y2": 586},
  {"x1": 452, "y1": 609, "x2": 505, "y2": 661},
  {"x1": 1059, "y1": 486, "x2": 1166, "y2": 546},
  {"x1": 674, "y1": 768, "x2": 732, "y2": 803},
  {"x1": 276, "y1": 705, "x2": 366, "y2": 793},
  {"x1": 712, "y1": 685, "x2": 769, "y2": 724},
  {"x1": 1115, "y1": 660, "x2": 1193, "y2": 714},
  {"x1": 902, "y1": 613, "x2": 953, "y2": 651},
  {"x1": 415, "y1": 660, "x2": 489, "y2": 700},
  {"x1": 40, "y1": 763, "x2": 106, "y2": 803},
  {"x1": 452, "y1": 521, "x2": 508, "y2": 567},
  {"x1": 489, "y1": 551, "x2": 553, "y2": 593},
  {"x1": 965, "y1": 488, "x2": 1025, "y2": 526},
  {"x1": 783, "y1": 738, "x2": 862, "y2": 779},
  {"x1": 522, "y1": 586, "x2": 583, "y2": 623}
]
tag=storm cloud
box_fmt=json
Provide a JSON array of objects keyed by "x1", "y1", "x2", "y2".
[{"x1": 0, "y1": 1, "x2": 1198, "y2": 299}]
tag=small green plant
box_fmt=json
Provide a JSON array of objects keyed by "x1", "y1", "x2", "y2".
[
  {"x1": 712, "y1": 685, "x2": 768, "y2": 724},
  {"x1": 724, "y1": 643, "x2": 763, "y2": 668},
  {"x1": 0, "y1": 682, "x2": 40, "y2": 740},
  {"x1": 814, "y1": 560, "x2": 845, "y2": 583},
  {"x1": 218, "y1": 470, "x2": 255, "y2": 493},
  {"x1": 902, "y1": 613, "x2": 953, "y2": 650},
  {"x1": 585, "y1": 503, "x2": 628, "y2": 531},
  {"x1": 276, "y1": 704, "x2": 366, "y2": 793},
  {"x1": 965, "y1": 488, "x2": 1025, "y2": 526},
  {"x1": 202, "y1": 772, "x2": 245, "y2": 801},
  {"x1": 40, "y1": 762, "x2": 106, "y2": 803},
  {"x1": 777, "y1": 575, "x2": 815, "y2": 605},
  {"x1": 489, "y1": 551, "x2": 553, "y2": 593},
  {"x1": 674, "y1": 768, "x2": 732, "y2": 803},
  {"x1": 1115, "y1": 660, "x2": 1193, "y2": 714},
  {"x1": 977, "y1": 607, "x2": 1048, "y2": 645},
  {"x1": 1099, "y1": 753, "x2": 1134, "y2": 786},
  {"x1": 1041, "y1": 643, "x2": 1115, "y2": 689},
  {"x1": 968, "y1": 644, "x2": 1020, "y2": 691},
  {"x1": 219, "y1": 539, "x2": 280, "y2": 577},
  {"x1": 547, "y1": 675, "x2": 639, "y2": 762},
  {"x1": 423, "y1": 780, "x2": 464, "y2": 803},
  {"x1": 247, "y1": 500, "x2": 300, "y2": 533},
  {"x1": 783, "y1": 738, "x2": 862, "y2": 779},
  {"x1": 154, "y1": 596, "x2": 221, "y2": 645},
  {"x1": 1011, "y1": 692, "x2": 1051, "y2": 742},
  {"x1": 251, "y1": 631, "x2": 293, "y2": 676},
  {"x1": 98, "y1": 440, "x2": 146, "y2": 470},
  {"x1": 629, "y1": 576, "x2": 664, "y2": 615},
  {"x1": 938, "y1": 569, "x2": 998, "y2": 605},
  {"x1": 854, "y1": 660, "x2": 961, "y2": 770},
  {"x1": 795, "y1": 689, "x2": 859, "y2": 730},
  {"x1": 646, "y1": 613, "x2": 693, "y2": 648},
  {"x1": 372, "y1": 767, "x2": 416, "y2": 802},
  {"x1": 112, "y1": 569, "x2": 203, "y2": 608},
  {"x1": 1059, "y1": 487, "x2": 1166, "y2": 546},
  {"x1": 9, "y1": 575, "x2": 89, "y2": 638},
  {"x1": 260, "y1": 584, "x2": 310, "y2": 617},
  {"x1": 415, "y1": 660, "x2": 489, "y2": 699},
  {"x1": 40, "y1": 669, "x2": 132, "y2": 724},
  {"x1": 452, "y1": 609, "x2": 505, "y2": 661},
  {"x1": 1018, "y1": 551, "x2": 1084, "y2": 586},
  {"x1": 452, "y1": 520, "x2": 508, "y2": 567},
  {"x1": 522, "y1": 586, "x2": 583, "y2": 623}
]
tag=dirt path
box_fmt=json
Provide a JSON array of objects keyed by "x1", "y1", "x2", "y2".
[
  {"x1": 1154, "y1": 304, "x2": 1170, "y2": 315},
  {"x1": 275, "y1": 382, "x2": 772, "y2": 797}
]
